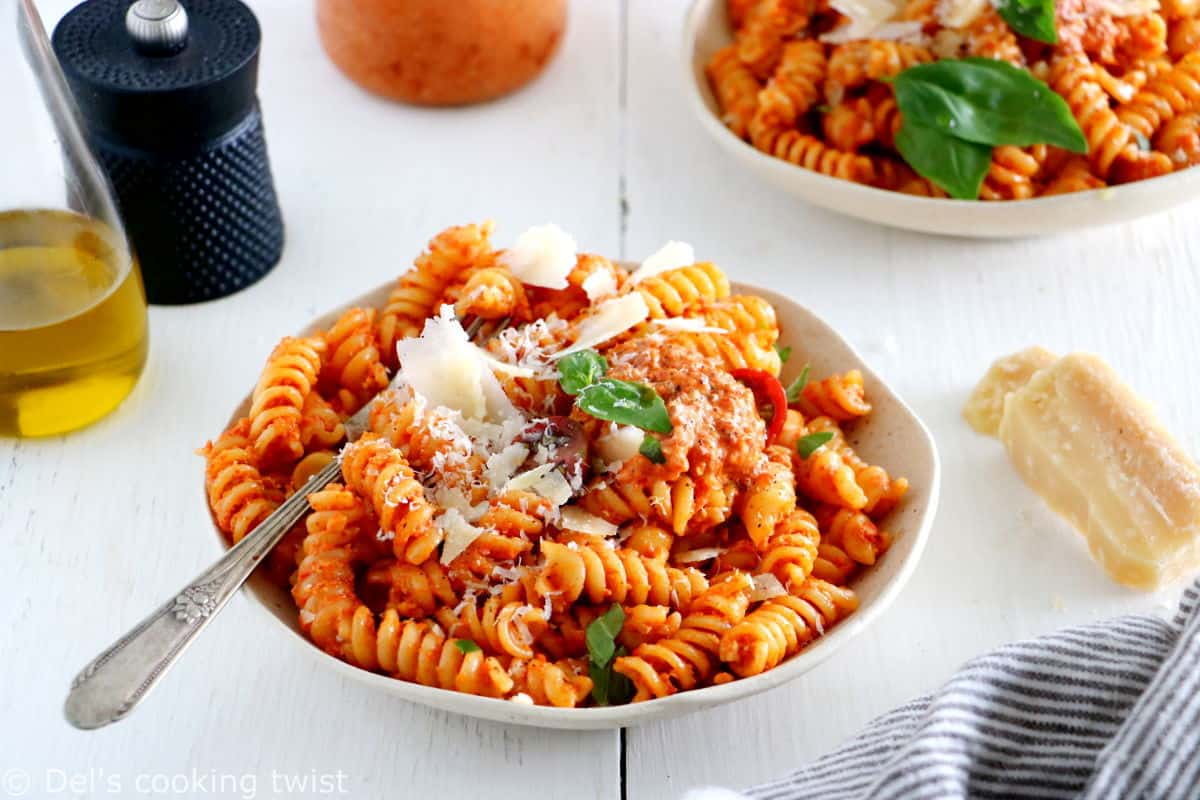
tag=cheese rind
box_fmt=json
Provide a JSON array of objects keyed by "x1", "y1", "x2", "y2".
[
  {"x1": 998, "y1": 353, "x2": 1200, "y2": 590},
  {"x1": 964, "y1": 346, "x2": 1058, "y2": 436}
]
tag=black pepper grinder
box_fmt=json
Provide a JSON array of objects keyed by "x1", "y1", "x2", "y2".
[{"x1": 52, "y1": 0, "x2": 284, "y2": 304}]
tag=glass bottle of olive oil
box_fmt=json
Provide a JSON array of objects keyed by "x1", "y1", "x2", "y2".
[
  {"x1": 0, "y1": 210, "x2": 148, "y2": 437},
  {"x1": 1, "y1": 0, "x2": 150, "y2": 436}
]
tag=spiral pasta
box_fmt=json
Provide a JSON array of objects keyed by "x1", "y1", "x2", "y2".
[
  {"x1": 206, "y1": 223, "x2": 913, "y2": 706},
  {"x1": 719, "y1": 579, "x2": 858, "y2": 676},
  {"x1": 248, "y1": 336, "x2": 324, "y2": 468},
  {"x1": 378, "y1": 221, "x2": 495, "y2": 364},
  {"x1": 707, "y1": 44, "x2": 763, "y2": 139},
  {"x1": 1117, "y1": 52, "x2": 1200, "y2": 139}
]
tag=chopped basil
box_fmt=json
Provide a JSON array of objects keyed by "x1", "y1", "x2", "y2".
[
  {"x1": 558, "y1": 350, "x2": 608, "y2": 395},
  {"x1": 775, "y1": 344, "x2": 792, "y2": 363},
  {"x1": 576, "y1": 378, "x2": 673, "y2": 434},
  {"x1": 995, "y1": 0, "x2": 1057, "y2": 44},
  {"x1": 796, "y1": 431, "x2": 835, "y2": 459},
  {"x1": 785, "y1": 363, "x2": 811, "y2": 405},
  {"x1": 454, "y1": 639, "x2": 482, "y2": 654},
  {"x1": 639, "y1": 434, "x2": 666, "y2": 464},
  {"x1": 587, "y1": 605, "x2": 633, "y2": 705}
]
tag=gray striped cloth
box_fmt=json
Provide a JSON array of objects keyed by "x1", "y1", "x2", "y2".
[{"x1": 688, "y1": 580, "x2": 1200, "y2": 800}]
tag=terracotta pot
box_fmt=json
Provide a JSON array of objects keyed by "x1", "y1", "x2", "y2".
[{"x1": 316, "y1": 0, "x2": 567, "y2": 106}]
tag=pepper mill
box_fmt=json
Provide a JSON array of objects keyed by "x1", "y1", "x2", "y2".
[{"x1": 53, "y1": 0, "x2": 284, "y2": 304}]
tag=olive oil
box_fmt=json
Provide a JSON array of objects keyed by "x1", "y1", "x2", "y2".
[{"x1": 0, "y1": 209, "x2": 148, "y2": 436}]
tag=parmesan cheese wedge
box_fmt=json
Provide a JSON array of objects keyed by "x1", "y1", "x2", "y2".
[
  {"x1": 559, "y1": 507, "x2": 619, "y2": 537},
  {"x1": 439, "y1": 509, "x2": 485, "y2": 565},
  {"x1": 964, "y1": 346, "x2": 1058, "y2": 436},
  {"x1": 997, "y1": 353, "x2": 1200, "y2": 590},
  {"x1": 651, "y1": 317, "x2": 727, "y2": 334}
]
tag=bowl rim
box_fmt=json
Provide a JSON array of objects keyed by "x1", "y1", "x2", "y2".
[
  {"x1": 681, "y1": 0, "x2": 1200, "y2": 213},
  {"x1": 212, "y1": 279, "x2": 942, "y2": 729}
]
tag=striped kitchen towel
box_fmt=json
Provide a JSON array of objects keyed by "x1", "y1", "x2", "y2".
[{"x1": 690, "y1": 579, "x2": 1200, "y2": 800}]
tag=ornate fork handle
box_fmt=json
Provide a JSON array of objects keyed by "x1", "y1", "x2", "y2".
[{"x1": 63, "y1": 458, "x2": 343, "y2": 730}]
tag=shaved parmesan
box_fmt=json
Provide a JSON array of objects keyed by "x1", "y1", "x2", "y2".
[
  {"x1": 819, "y1": 0, "x2": 923, "y2": 43},
  {"x1": 581, "y1": 268, "x2": 618, "y2": 301},
  {"x1": 935, "y1": 0, "x2": 987, "y2": 28},
  {"x1": 555, "y1": 293, "x2": 650, "y2": 358},
  {"x1": 510, "y1": 693, "x2": 535, "y2": 705},
  {"x1": 750, "y1": 573, "x2": 788, "y2": 602},
  {"x1": 674, "y1": 547, "x2": 726, "y2": 563},
  {"x1": 596, "y1": 424, "x2": 644, "y2": 464},
  {"x1": 629, "y1": 241, "x2": 695, "y2": 285},
  {"x1": 499, "y1": 224, "x2": 577, "y2": 289},
  {"x1": 477, "y1": 347, "x2": 537, "y2": 378},
  {"x1": 485, "y1": 443, "x2": 530, "y2": 489},
  {"x1": 439, "y1": 509, "x2": 484, "y2": 565},
  {"x1": 559, "y1": 507, "x2": 619, "y2": 537},
  {"x1": 396, "y1": 306, "x2": 517, "y2": 422},
  {"x1": 1094, "y1": 0, "x2": 1160, "y2": 15},
  {"x1": 504, "y1": 463, "x2": 573, "y2": 506},
  {"x1": 651, "y1": 317, "x2": 727, "y2": 334}
]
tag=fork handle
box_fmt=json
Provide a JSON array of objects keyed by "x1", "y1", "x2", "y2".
[{"x1": 63, "y1": 458, "x2": 342, "y2": 729}]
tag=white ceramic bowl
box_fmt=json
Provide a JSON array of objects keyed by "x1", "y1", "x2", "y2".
[
  {"x1": 213, "y1": 281, "x2": 941, "y2": 729},
  {"x1": 684, "y1": 0, "x2": 1200, "y2": 237}
]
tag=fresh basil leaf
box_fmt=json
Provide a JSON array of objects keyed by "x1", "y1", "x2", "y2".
[
  {"x1": 797, "y1": 431, "x2": 835, "y2": 459},
  {"x1": 639, "y1": 434, "x2": 666, "y2": 464},
  {"x1": 558, "y1": 349, "x2": 608, "y2": 395},
  {"x1": 895, "y1": 119, "x2": 993, "y2": 200},
  {"x1": 587, "y1": 605, "x2": 630, "y2": 705},
  {"x1": 785, "y1": 363, "x2": 810, "y2": 404},
  {"x1": 893, "y1": 59, "x2": 1086, "y2": 153},
  {"x1": 454, "y1": 639, "x2": 482, "y2": 654},
  {"x1": 775, "y1": 344, "x2": 792, "y2": 364},
  {"x1": 577, "y1": 378, "x2": 673, "y2": 433},
  {"x1": 995, "y1": 0, "x2": 1057, "y2": 44}
]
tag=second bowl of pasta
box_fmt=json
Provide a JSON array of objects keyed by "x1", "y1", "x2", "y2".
[{"x1": 685, "y1": 0, "x2": 1200, "y2": 237}]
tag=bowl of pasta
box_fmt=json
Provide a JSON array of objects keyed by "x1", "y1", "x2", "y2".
[
  {"x1": 685, "y1": 0, "x2": 1200, "y2": 237},
  {"x1": 201, "y1": 222, "x2": 940, "y2": 729}
]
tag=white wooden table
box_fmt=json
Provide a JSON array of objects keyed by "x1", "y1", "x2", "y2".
[{"x1": 5, "y1": 1, "x2": 1199, "y2": 797}]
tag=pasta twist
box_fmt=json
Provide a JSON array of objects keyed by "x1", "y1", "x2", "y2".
[
  {"x1": 299, "y1": 391, "x2": 345, "y2": 451},
  {"x1": 719, "y1": 579, "x2": 858, "y2": 676},
  {"x1": 736, "y1": 0, "x2": 811, "y2": 79},
  {"x1": 1117, "y1": 52, "x2": 1200, "y2": 138},
  {"x1": 378, "y1": 221, "x2": 495, "y2": 364},
  {"x1": 613, "y1": 572, "x2": 754, "y2": 701},
  {"x1": 815, "y1": 505, "x2": 891, "y2": 566},
  {"x1": 622, "y1": 522, "x2": 676, "y2": 560},
  {"x1": 803, "y1": 416, "x2": 908, "y2": 517},
  {"x1": 795, "y1": 369, "x2": 871, "y2": 421},
  {"x1": 635, "y1": 262, "x2": 732, "y2": 318},
  {"x1": 322, "y1": 307, "x2": 389, "y2": 413},
  {"x1": 1169, "y1": 17, "x2": 1200, "y2": 60},
  {"x1": 509, "y1": 657, "x2": 594, "y2": 707},
  {"x1": 248, "y1": 336, "x2": 324, "y2": 468},
  {"x1": 707, "y1": 44, "x2": 762, "y2": 138},
  {"x1": 579, "y1": 475, "x2": 734, "y2": 535},
  {"x1": 453, "y1": 266, "x2": 530, "y2": 321},
  {"x1": 201, "y1": 419, "x2": 283, "y2": 543},
  {"x1": 825, "y1": 41, "x2": 932, "y2": 101},
  {"x1": 813, "y1": 541, "x2": 857, "y2": 583},
  {"x1": 741, "y1": 447, "x2": 798, "y2": 548},
  {"x1": 1040, "y1": 155, "x2": 1107, "y2": 194},
  {"x1": 1155, "y1": 114, "x2": 1200, "y2": 166},
  {"x1": 981, "y1": 145, "x2": 1047, "y2": 201},
  {"x1": 755, "y1": 40, "x2": 827, "y2": 127},
  {"x1": 437, "y1": 595, "x2": 548, "y2": 659},
  {"x1": 363, "y1": 558, "x2": 458, "y2": 618},
  {"x1": 966, "y1": 7, "x2": 1025, "y2": 66},
  {"x1": 373, "y1": 612, "x2": 515, "y2": 697},
  {"x1": 1051, "y1": 55, "x2": 1138, "y2": 178},
  {"x1": 661, "y1": 329, "x2": 783, "y2": 376},
  {"x1": 292, "y1": 484, "x2": 375, "y2": 660},
  {"x1": 759, "y1": 507, "x2": 821, "y2": 591},
  {"x1": 822, "y1": 98, "x2": 877, "y2": 153},
  {"x1": 620, "y1": 604, "x2": 684, "y2": 649},
  {"x1": 792, "y1": 434, "x2": 869, "y2": 510},
  {"x1": 751, "y1": 129, "x2": 877, "y2": 184},
  {"x1": 339, "y1": 433, "x2": 443, "y2": 565},
  {"x1": 533, "y1": 537, "x2": 711, "y2": 612}
]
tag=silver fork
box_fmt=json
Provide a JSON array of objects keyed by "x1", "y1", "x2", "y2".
[{"x1": 64, "y1": 315, "x2": 508, "y2": 730}]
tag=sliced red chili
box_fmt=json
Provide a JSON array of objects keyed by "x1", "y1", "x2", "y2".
[{"x1": 730, "y1": 368, "x2": 787, "y2": 445}]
